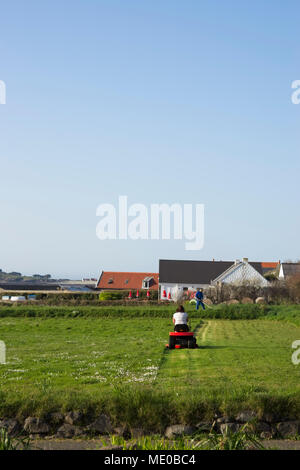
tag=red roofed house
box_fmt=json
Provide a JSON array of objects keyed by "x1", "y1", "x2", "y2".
[{"x1": 97, "y1": 272, "x2": 159, "y2": 291}]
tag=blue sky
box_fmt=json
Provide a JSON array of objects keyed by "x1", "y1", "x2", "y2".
[{"x1": 0, "y1": 0, "x2": 299, "y2": 279}]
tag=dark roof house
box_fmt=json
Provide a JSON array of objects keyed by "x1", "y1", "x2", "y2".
[
  {"x1": 279, "y1": 263, "x2": 300, "y2": 280},
  {"x1": 159, "y1": 258, "x2": 271, "y2": 287},
  {"x1": 159, "y1": 260, "x2": 234, "y2": 285}
]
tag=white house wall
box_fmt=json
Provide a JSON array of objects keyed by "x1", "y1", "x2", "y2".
[
  {"x1": 160, "y1": 283, "x2": 210, "y2": 300},
  {"x1": 279, "y1": 265, "x2": 284, "y2": 280}
]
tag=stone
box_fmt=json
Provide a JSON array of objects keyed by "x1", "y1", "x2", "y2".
[
  {"x1": 195, "y1": 422, "x2": 213, "y2": 433},
  {"x1": 254, "y1": 422, "x2": 271, "y2": 434},
  {"x1": 216, "y1": 416, "x2": 233, "y2": 424},
  {"x1": 255, "y1": 297, "x2": 266, "y2": 305},
  {"x1": 29, "y1": 433, "x2": 43, "y2": 439},
  {"x1": 86, "y1": 414, "x2": 113, "y2": 435},
  {"x1": 65, "y1": 411, "x2": 83, "y2": 426},
  {"x1": 0, "y1": 418, "x2": 20, "y2": 437},
  {"x1": 262, "y1": 412, "x2": 281, "y2": 423},
  {"x1": 235, "y1": 410, "x2": 258, "y2": 423},
  {"x1": 220, "y1": 423, "x2": 241, "y2": 435},
  {"x1": 113, "y1": 425, "x2": 131, "y2": 439},
  {"x1": 204, "y1": 298, "x2": 213, "y2": 305},
  {"x1": 260, "y1": 431, "x2": 273, "y2": 440},
  {"x1": 24, "y1": 417, "x2": 50, "y2": 435},
  {"x1": 227, "y1": 299, "x2": 239, "y2": 305},
  {"x1": 56, "y1": 424, "x2": 83, "y2": 439},
  {"x1": 49, "y1": 412, "x2": 64, "y2": 425},
  {"x1": 244, "y1": 421, "x2": 272, "y2": 436},
  {"x1": 130, "y1": 428, "x2": 146, "y2": 438},
  {"x1": 241, "y1": 297, "x2": 253, "y2": 304},
  {"x1": 276, "y1": 421, "x2": 300, "y2": 438},
  {"x1": 165, "y1": 425, "x2": 196, "y2": 439}
]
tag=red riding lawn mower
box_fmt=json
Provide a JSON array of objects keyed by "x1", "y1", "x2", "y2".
[{"x1": 166, "y1": 331, "x2": 198, "y2": 350}]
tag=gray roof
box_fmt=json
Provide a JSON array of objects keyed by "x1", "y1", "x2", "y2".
[
  {"x1": 281, "y1": 263, "x2": 300, "y2": 278},
  {"x1": 0, "y1": 283, "x2": 60, "y2": 291},
  {"x1": 159, "y1": 259, "x2": 264, "y2": 285}
]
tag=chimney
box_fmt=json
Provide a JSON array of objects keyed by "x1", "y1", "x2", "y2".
[
  {"x1": 242, "y1": 257, "x2": 249, "y2": 263},
  {"x1": 235, "y1": 259, "x2": 240, "y2": 265}
]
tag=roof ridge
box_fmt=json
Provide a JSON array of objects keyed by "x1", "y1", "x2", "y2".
[
  {"x1": 159, "y1": 259, "x2": 235, "y2": 263},
  {"x1": 101, "y1": 271, "x2": 158, "y2": 274}
]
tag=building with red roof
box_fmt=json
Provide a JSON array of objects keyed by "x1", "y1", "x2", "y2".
[{"x1": 97, "y1": 271, "x2": 159, "y2": 291}]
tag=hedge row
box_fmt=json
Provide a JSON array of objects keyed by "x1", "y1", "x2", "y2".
[{"x1": 0, "y1": 303, "x2": 299, "y2": 320}]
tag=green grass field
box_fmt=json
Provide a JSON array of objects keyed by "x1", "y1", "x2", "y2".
[
  {"x1": 160, "y1": 319, "x2": 300, "y2": 397},
  {"x1": 1, "y1": 306, "x2": 300, "y2": 430}
]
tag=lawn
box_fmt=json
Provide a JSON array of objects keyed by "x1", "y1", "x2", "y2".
[
  {"x1": 0, "y1": 309, "x2": 300, "y2": 429},
  {"x1": 0, "y1": 317, "x2": 170, "y2": 416},
  {"x1": 160, "y1": 320, "x2": 300, "y2": 398}
]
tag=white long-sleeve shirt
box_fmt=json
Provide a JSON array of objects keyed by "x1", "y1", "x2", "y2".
[{"x1": 173, "y1": 311, "x2": 188, "y2": 325}]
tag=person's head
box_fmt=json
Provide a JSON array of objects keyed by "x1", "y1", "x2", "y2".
[{"x1": 176, "y1": 305, "x2": 185, "y2": 313}]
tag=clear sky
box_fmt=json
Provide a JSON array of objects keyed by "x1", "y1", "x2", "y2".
[{"x1": 0, "y1": 0, "x2": 299, "y2": 279}]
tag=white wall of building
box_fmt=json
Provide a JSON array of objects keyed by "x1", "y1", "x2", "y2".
[
  {"x1": 279, "y1": 264, "x2": 285, "y2": 280},
  {"x1": 160, "y1": 282, "x2": 209, "y2": 300},
  {"x1": 214, "y1": 262, "x2": 269, "y2": 287}
]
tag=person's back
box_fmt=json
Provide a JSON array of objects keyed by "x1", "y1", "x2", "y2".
[{"x1": 173, "y1": 306, "x2": 189, "y2": 332}]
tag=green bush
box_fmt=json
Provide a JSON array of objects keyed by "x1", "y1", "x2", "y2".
[
  {"x1": 99, "y1": 290, "x2": 158, "y2": 301},
  {"x1": 99, "y1": 291, "x2": 124, "y2": 301}
]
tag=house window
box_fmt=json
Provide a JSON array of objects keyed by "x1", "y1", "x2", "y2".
[
  {"x1": 142, "y1": 277, "x2": 153, "y2": 289},
  {"x1": 108, "y1": 278, "x2": 113, "y2": 284}
]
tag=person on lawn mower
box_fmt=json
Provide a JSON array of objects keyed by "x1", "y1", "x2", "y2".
[{"x1": 173, "y1": 305, "x2": 189, "y2": 332}]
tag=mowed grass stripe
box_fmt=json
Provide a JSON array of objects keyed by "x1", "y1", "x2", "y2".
[{"x1": 158, "y1": 320, "x2": 300, "y2": 395}]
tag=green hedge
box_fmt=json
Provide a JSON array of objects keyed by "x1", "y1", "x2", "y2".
[
  {"x1": 0, "y1": 303, "x2": 300, "y2": 321},
  {"x1": 99, "y1": 290, "x2": 158, "y2": 300},
  {"x1": 99, "y1": 291, "x2": 124, "y2": 300},
  {"x1": 0, "y1": 305, "x2": 175, "y2": 318}
]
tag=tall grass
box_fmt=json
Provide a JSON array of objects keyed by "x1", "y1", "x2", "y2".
[
  {"x1": 0, "y1": 429, "x2": 30, "y2": 451},
  {"x1": 105, "y1": 425, "x2": 266, "y2": 450}
]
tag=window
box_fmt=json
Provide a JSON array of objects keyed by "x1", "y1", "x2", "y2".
[
  {"x1": 142, "y1": 277, "x2": 153, "y2": 289},
  {"x1": 108, "y1": 278, "x2": 113, "y2": 284}
]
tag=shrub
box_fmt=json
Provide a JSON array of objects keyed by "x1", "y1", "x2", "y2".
[{"x1": 99, "y1": 291, "x2": 124, "y2": 301}]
